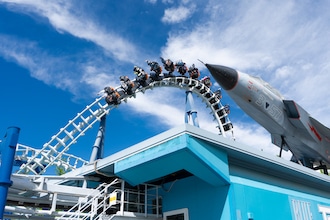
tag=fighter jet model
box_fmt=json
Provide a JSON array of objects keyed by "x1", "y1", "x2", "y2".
[{"x1": 205, "y1": 63, "x2": 330, "y2": 173}]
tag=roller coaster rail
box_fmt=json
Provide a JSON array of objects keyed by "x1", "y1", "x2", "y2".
[
  {"x1": 15, "y1": 143, "x2": 88, "y2": 172},
  {"x1": 16, "y1": 72, "x2": 234, "y2": 175}
]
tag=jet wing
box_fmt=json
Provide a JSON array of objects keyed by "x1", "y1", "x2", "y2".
[{"x1": 270, "y1": 100, "x2": 310, "y2": 151}]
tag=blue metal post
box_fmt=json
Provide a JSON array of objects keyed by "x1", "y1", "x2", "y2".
[
  {"x1": 185, "y1": 91, "x2": 200, "y2": 127},
  {"x1": 0, "y1": 126, "x2": 20, "y2": 219},
  {"x1": 89, "y1": 115, "x2": 106, "y2": 163}
]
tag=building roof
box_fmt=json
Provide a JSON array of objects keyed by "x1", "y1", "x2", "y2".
[{"x1": 62, "y1": 124, "x2": 330, "y2": 192}]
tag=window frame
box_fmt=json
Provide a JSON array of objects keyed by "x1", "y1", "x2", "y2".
[{"x1": 163, "y1": 208, "x2": 189, "y2": 220}]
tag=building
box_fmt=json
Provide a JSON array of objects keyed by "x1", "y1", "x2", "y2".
[{"x1": 61, "y1": 123, "x2": 330, "y2": 220}]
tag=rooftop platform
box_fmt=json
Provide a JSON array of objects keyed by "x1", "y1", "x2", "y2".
[{"x1": 65, "y1": 123, "x2": 330, "y2": 194}]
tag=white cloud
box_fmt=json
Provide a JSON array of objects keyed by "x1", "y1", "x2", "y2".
[
  {"x1": 123, "y1": 87, "x2": 186, "y2": 127},
  {"x1": 80, "y1": 66, "x2": 119, "y2": 94},
  {"x1": 146, "y1": 0, "x2": 157, "y2": 4},
  {"x1": 1, "y1": 0, "x2": 140, "y2": 63},
  {"x1": 0, "y1": 34, "x2": 119, "y2": 99},
  {"x1": 0, "y1": 35, "x2": 55, "y2": 83},
  {"x1": 118, "y1": 85, "x2": 223, "y2": 133},
  {"x1": 162, "y1": 5, "x2": 195, "y2": 24},
  {"x1": 233, "y1": 122, "x2": 292, "y2": 160},
  {"x1": 162, "y1": 0, "x2": 174, "y2": 4},
  {"x1": 163, "y1": 1, "x2": 330, "y2": 74}
]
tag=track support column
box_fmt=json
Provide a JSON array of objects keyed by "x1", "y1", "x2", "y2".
[
  {"x1": 0, "y1": 126, "x2": 20, "y2": 219},
  {"x1": 89, "y1": 115, "x2": 106, "y2": 163},
  {"x1": 185, "y1": 91, "x2": 199, "y2": 127}
]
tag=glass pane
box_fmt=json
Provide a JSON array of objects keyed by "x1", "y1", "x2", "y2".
[{"x1": 167, "y1": 213, "x2": 185, "y2": 220}]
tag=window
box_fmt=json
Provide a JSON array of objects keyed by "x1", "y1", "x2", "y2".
[
  {"x1": 163, "y1": 208, "x2": 189, "y2": 220},
  {"x1": 167, "y1": 213, "x2": 184, "y2": 220},
  {"x1": 291, "y1": 199, "x2": 312, "y2": 220}
]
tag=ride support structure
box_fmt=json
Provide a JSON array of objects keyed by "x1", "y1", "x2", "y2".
[
  {"x1": 89, "y1": 115, "x2": 106, "y2": 163},
  {"x1": 185, "y1": 91, "x2": 200, "y2": 127},
  {"x1": 14, "y1": 61, "x2": 234, "y2": 176},
  {"x1": 0, "y1": 126, "x2": 20, "y2": 219}
]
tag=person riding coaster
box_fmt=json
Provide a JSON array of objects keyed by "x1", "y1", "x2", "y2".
[
  {"x1": 104, "y1": 86, "x2": 121, "y2": 105},
  {"x1": 146, "y1": 60, "x2": 163, "y2": 81},
  {"x1": 133, "y1": 66, "x2": 149, "y2": 88},
  {"x1": 119, "y1": 75, "x2": 135, "y2": 95},
  {"x1": 200, "y1": 76, "x2": 212, "y2": 87},
  {"x1": 175, "y1": 60, "x2": 188, "y2": 76},
  {"x1": 160, "y1": 57, "x2": 175, "y2": 77},
  {"x1": 188, "y1": 64, "x2": 200, "y2": 79}
]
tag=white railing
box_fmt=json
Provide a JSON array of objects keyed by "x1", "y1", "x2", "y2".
[{"x1": 57, "y1": 178, "x2": 162, "y2": 220}]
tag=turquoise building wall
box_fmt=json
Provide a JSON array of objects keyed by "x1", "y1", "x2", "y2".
[
  {"x1": 160, "y1": 173, "x2": 330, "y2": 220},
  {"x1": 112, "y1": 125, "x2": 330, "y2": 220},
  {"x1": 161, "y1": 176, "x2": 229, "y2": 220}
]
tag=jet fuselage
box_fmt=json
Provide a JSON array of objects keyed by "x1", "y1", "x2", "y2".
[{"x1": 206, "y1": 64, "x2": 330, "y2": 167}]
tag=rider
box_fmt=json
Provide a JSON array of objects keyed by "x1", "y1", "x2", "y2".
[
  {"x1": 214, "y1": 88, "x2": 222, "y2": 100},
  {"x1": 104, "y1": 86, "x2": 121, "y2": 105},
  {"x1": 188, "y1": 64, "x2": 200, "y2": 79},
  {"x1": 209, "y1": 88, "x2": 222, "y2": 106},
  {"x1": 200, "y1": 76, "x2": 212, "y2": 88},
  {"x1": 160, "y1": 57, "x2": 175, "y2": 76},
  {"x1": 133, "y1": 66, "x2": 149, "y2": 88},
  {"x1": 146, "y1": 60, "x2": 163, "y2": 81},
  {"x1": 220, "y1": 104, "x2": 230, "y2": 124},
  {"x1": 119, "y1": 75, "x2": 135, "y2": 95},
  {"x1": 224, "y1": 104, "x2": 230, "y2": 114},
  {"x1": 175, "y1": 60, "x2": 188, "y2": 76}
]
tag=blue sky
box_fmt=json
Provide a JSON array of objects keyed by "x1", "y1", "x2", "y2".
[{"x1": 1, "y1": 0, "x2": 330, "y2": 164}]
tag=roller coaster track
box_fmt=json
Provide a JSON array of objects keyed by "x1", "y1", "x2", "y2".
[
  {"x1": 15, "y1": 143, "x2": 88, "y2": 171},
  {"x1": 16, "y1": 75, "x2": 234, "y2": 175}
]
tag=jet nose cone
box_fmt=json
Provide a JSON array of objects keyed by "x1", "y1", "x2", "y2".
[{"x1": 205, "y1": 64, "x2": 238, "y2": 90}]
